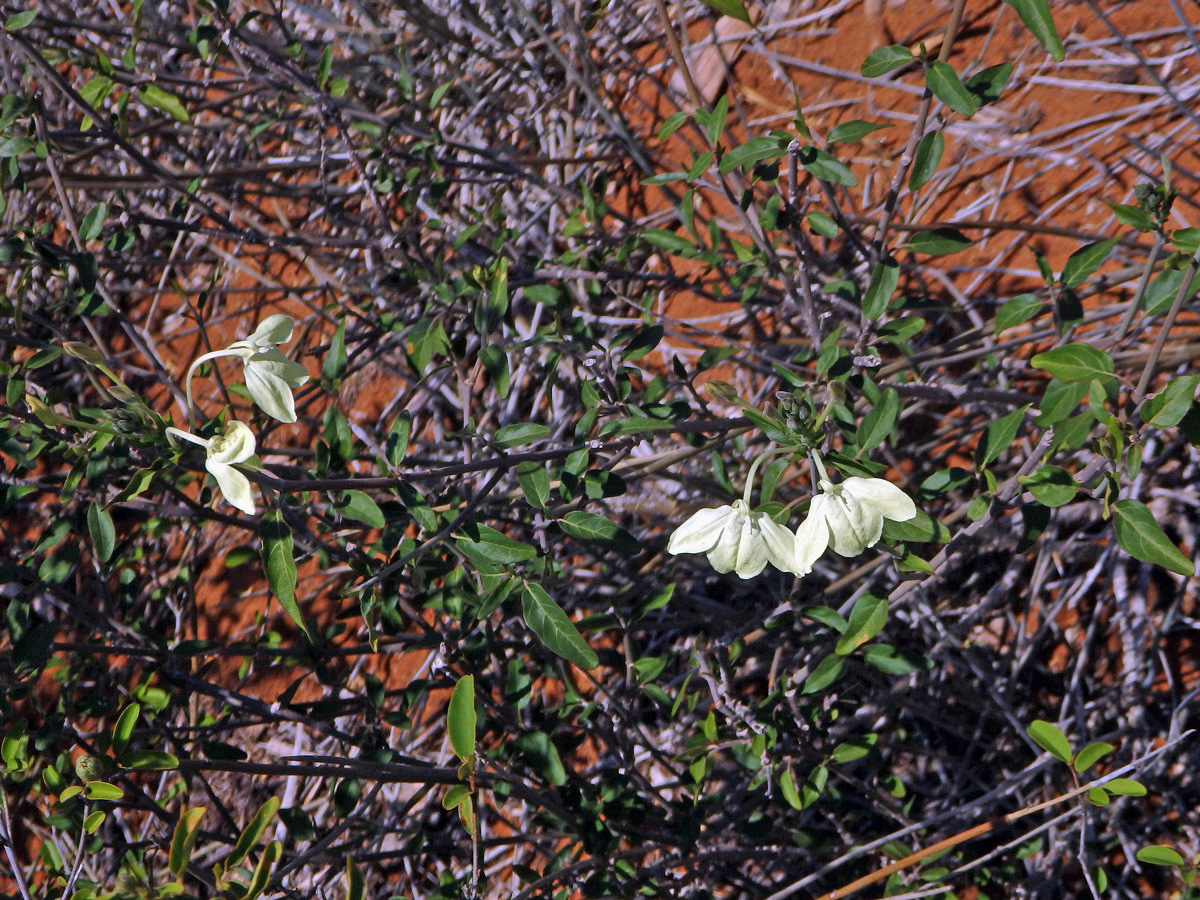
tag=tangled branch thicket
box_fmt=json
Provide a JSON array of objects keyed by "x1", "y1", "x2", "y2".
[{"x1": 3, "y1": 1, "x2": 1200, "y2": 899}]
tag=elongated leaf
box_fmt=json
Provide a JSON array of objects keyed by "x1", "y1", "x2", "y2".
[
  {"x1": 835, "y1": 593, "x2": 887, "y2": 655},
  {"x1": 87, "y1": 503, "x2": 116, "y2": 563},
  {"x1": 964, "y1": 63, "x2": 1013, "y2": 106},
  {"x1": 1003, "y1": 0, "x2": 1065, "y2": 61},
  {"x1": 493, "y1": 423, "x2": 551, "y2": 449},
  {"x1": 862, "y1": 256, "x2": 900, "y2": 321},
  {"x1": 719, "y1": 136, "x2": 786, "y2": 173},
  {"x1": 244, "y1": 840, "x2": 281, "y2": 900},
  {"x1": 1105, "y1": 778, "x2": 1146, "y2": 796},
  {"x1": 346, "y1": 856, "x2": 364, "y2": 900},
  {"x1": 227, "y1": 796, "x2": 281, "y2": 870},
  {"x1": 338, "y1": 491, "x2": 385, "y2": 529},
  {"x1": 798, "y1": 146, "x2": 857, "y2": 186},
  {"x1": 856, "y1": 388, "x2": 900, "y2": 451},
  {"x1": 80, "y1": 202, "x2": 108, "y2": 243},
  {"x1": 559, "y1": 511, "x2": 640, "y2": 555},
  {"x1": 521, "y1": 583, "x2": 598, "y2": 669},
  {"x1": 138, "y1": 84, "x2": 190, "y2": 123},
  {"x1": 1027, "y1": 719, "x2": 1072, "y2": 763},
  {"x1": 925, "y1": 61, "x2": 977, "y2": 117},
  {"x1": 456, "y1": 523, "x2": 538, "y2": 565},
  {"x1": 861, "y1": 45, "x2": 913, "y2": 78},
  {"x1": 904, "y1": 227, "x2": 972, "y2": 256},
  {"x1": 447, "y1": 675, "x2": 476, "y2": 761},
  {"x1": 515, "y1": 730, "x2": 567, "y2": 785},
  {"x1": 322, "y1": 320, "x2": 347, "y2": 384},
  {"x1": 517, "y1": 461, "x2": 550, "y2": 509},
  {"x1": 976, "y1": 405, "x2": 1029, "y2": 467},
  {"x1": 801, "y1": 654, "x2": 845, "y2": 694},
  {"x1": 995, "y1": 293, "x2": 1043, "y2": 333},
  {"x1": 121, "y1": 750, "x2": 179, "y2": 770},
  {"x1": 261, "y1": 511, "x2": 314, "y2": 643},
  {"x1": 909, "y1": 131, "x2": 944, "y2": 191},
  {"x1": 1113, "y1": 499, "x2": 1194, "y2": 575},
  {"x1": 1141, "y1": 374, "x2": 1199, "y2": 428},
  {"x1": 111, "y1": 702, "x2": 139, "y2": 759},
  {"x1": 827, "y1": 120, "x2": 890, "y2": 145},
  {"x1": 170, "y1": 806, "x2": 207, "y2": 878},
  {"x1": 1018, "y1": 465, "x2": 1076, "y2": 508},
  {"x1": 84, "y1": 781, "x2": 124, "y2": 801},
  {"x1": 1072, "y1": 741, "x2": 1114, "y2": 773},
  {"x1": 1060, "y1": 239, "x2": 1115, "y2": 288},
  {"x1": 1136, "y1": 845, "x2": 1185, "y2": 867},
  {"x1": 1030, "y1": 343, "x2": 1114, "y2": 385},
  {"x1": 697, "y1": 0, "x2": 750, "y2": 24}
]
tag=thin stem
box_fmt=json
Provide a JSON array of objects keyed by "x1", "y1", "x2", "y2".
[
  {"x1": 0, "y1": 785, "x2": 34, "y2": 900},
  {"x1": 165, "y1": 426, "x2": 211, "y2": 449},
  {"x1": 184, "y1": 348, "x2": 242, "y2": 428},
  {"x1": 1113, "y1": 232, "x2": 1162, "y2": 342},
  {"x1": 1133, "y1": 246, "x2": 1200, "y2": 404}
]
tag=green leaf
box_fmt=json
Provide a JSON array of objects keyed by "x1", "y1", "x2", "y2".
[
  {"x1": 861, "y1": 45, "x2": 914, "y2": 77},
  {"x1": 493, "y1": 423, "x2": 551, "y2": 449},
  {"x1": 559, "y1": 510, "x2": 641, "y2": 555},
  {"x1": 802, "y1": 654, "x2": 845, "y2": 694},
  {"x1": 346, "y1": 856, "x2": 364, "y2": 900},
  {"x1": 696, "y1": 0, "x2": 750, "y2": 24},
  {"x1": 1141, "y1": 374, "x2": 1199, "y2": 428},
  {"x1": 976, "y1": 405, "x2": 1029, "y2": 467},
  {"x1": 835, "y1": 593, "x2": 888, "y2": 655},
  {"x1": 904, "y1": 227, "x2": 973, "y2": 255},
  {"x1": 138, "y1": 84, "x2": 190, "y2": 123},
  {"x1": 517, "y1": 461, "x2": 550, "y2": 509},
  {"x1": 447, "y1": 675, "x2": 476, "y2": 761},
  {"x1": 642, "y1": 229, "x2": 695, "y2": 254},
  {"x1": 856, "y1": 387, "x2": 900, "y2": 451},
  {"x1": 863, "y1": 644, "x2": 929, "y2": 674},
  {"x1": 337, "y1": 491, "x2": 385, "y2": 529},
  {"x1": 798, "y1": 146, "x2": 857, "y2": 186},
  {"x1": 925, "y1": 61, "x2": 977, "y2": 117},
  {"x1": 87, "y1": 503, "x2": 116, "y2": 563},
  {"x1": 80, "y1": 202, "x2": 108, "y2": 243},
  {"x1": 172, "y1": 811, "x2": 208, "y2": 876},
  {"x1": 456, "y1": 523, "x2": 537, "y2": 565},
  {"x1": 0, "y1": 135, "x2": 32, "y2": 158},
  {"x1": 1030, "y1": 343, "x2": 1115, "y2": 384},
  {"x1": 121, "y1": 750, "x2": 179, "y2": 770},
  {"x1": 521, "y1": 583, "x2": 598, "y2": 669},
  {"x1": 386, "y1": 411, "x2": 411, "y2": 466},
  {"x1": 322, "y1": 320, "x2": 348, "y2": 384},
  {"x1": 719, "y1": 136, "x2": 786, "y2": 173},
  {"x1": 1087, "y1": 787, "x2": 1110, "y2": 806},
  {"x1": 244, "y1": 840, "x2": 280, "y2": 900},
  {"x1": 442, "y1": 784, "x2": 470, "y2": 810},
  {"x1": 83, "y1": 809, "x2": 106, "y2": 833},
  {"x1": 1106, "y1": 201, "x2": 1153, "y2": 233},
  {"x1": 621, "y1": 324, "x2": 664, "y2": 362},
  {"x1": 227, "y1": 797, "x2": 281, "y2": 870},
  {"x1": 802, "y1": 606, "x2": 848, "y2": 633},
  {"x1": 1037, "y1": 378, "x2": 1088, "y2": 426},
  {"x1": 1113, "y1": 499, "x2": 1195, "y2": 575},
  {"x1": 515, "y1": 731, "x2": 567, "y2": 785},
  {"x1": 1105, "y1": 777, "x2": 1146, "y2": 796},
  {"x1": 964, "y1": 63, "x2": 1013, "y2": 106},
  {"x1": 1072, "y1": 741, "x2": 1114, "y2": 773},
  {"x1": 1003, "y1": 0, "x2": 1065, "y2": 61},
  {"x1": 260, "y1": 510, "x2": 314, "y2": 643},
  {"x1": 1136, "y1": 845, "x2": 1186, "y2": 867},
  {"x1": 808, "y1": 210, "x2": 838, "y2": 237},
  {"x1": 480, "y1": 343, "x2": 510, "y2": 397},
  {"x1": 657, "y1": 111, "x2": 688, "y2": 141},
  {"x1": 995, "y1": 293, "x2": 1043, "y2": 333},
  {"x1": 405, "y1": 318, "x2": 449, "y2": 374},
  {"x1": 84, "y1": 781, "x2": 124, "y2": 801},
  {"x1": 1060, "y1": 239, "x2": 1115, "y2": 289},
  {"x1": 908, "y1": 131, "x2": 944, "y2": 191},
  {"x1": 111, "y1": 702, "x2": 139, "y2": 758},
  {"x1": 779, "y1": 769, "x2": 803, "y2": 810},
  {"x1": 4, "y1": 10, "x2": 37, "y2": 30},
  {"x1": 1018, "y1": 465, "x2": 1077, "y2": 507},
  {"x1": 1027, "y1": 720, "x2": 1072, "y2": 763},
  {"x1": 1142, "y1": 268, "x2": 1200, "y2": 315},
  {"x1": 694, "y1": 94, "x2": 729, "y2": 146},
  {"x1": 827, "y1": 120, "x2": 890, "y2": 144},
  {"x1": 862, "y1": 255, "x2": 900, "y2": 321}
]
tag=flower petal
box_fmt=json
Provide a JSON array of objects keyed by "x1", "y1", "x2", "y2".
[
  {"x1": 205, "y1": 460, "x2": 256, "y2": 514},
  {"x1": 793, "y1": 496, "x2": 831, "y2": 573},
  {"x1": 705, "y1": 508, "x2": 749, "y2": 574},
  {"x1": 207, "y1": 421, "x2": 256, "y2": 464},
  {"x1": 754, "y1": 512, "x2": 800, "y2": 576},
  {"x1": 730, "y1": 515, "x2": 770, "y2": 579},
  {"x1": 667, "y1": 505, "x2": 737, "y2": 556},
  {"x1": 825, "y1": 489, "x2": 877, "y2": 556},
  {"x1": 244, "y1": 364, "x2": 298, "y2": 423},
  {"x1": 249, "y1": 313, "x2": 294, "y2": 347},
  {"x1": 844, "y1": 477, "x2": 916, "y2": 522}
]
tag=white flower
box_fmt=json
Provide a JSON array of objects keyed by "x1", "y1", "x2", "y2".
[
  {"x1": 793, "y1": 475, "x2": 916, "y2": 572},
  {"x1": 185, "y1": 314, "x2": 310, "y2": 423},
  {"x1": 167, "y1": 421, "x2": 258, "y2": 514},
  {"x1": 667, "y1": 499, "x2": 800, "y2": 579}
]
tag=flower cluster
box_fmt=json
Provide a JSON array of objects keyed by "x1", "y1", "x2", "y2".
[{"x1": 667, "y1": 453, "x2": 917, "y2": 580}]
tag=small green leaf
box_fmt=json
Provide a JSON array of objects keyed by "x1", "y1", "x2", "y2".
[
  {"x1": 456, "y1": 523, "x2": 538, "y2": 565},
  {"x1": 386, "y1": 411, "x2": 411, "y2": 466},
  {"x1": 835, "y1": 593, "x2": 887, "y2": 655},
  {"x1": 346, "y1": 856, "x2": 364, "y2": 900},
  {"x1": 995, "y1": 293, "x2": 1043, "y2": 333},
  {"x1": 1003, "y1": 0, "x2": 1065, "y2": 61},
  {"x1": 1060, "y1": 239, "x2": 1116, "y2": 289},
  {"x1": 1072, "y1": 741, "x2": 1114, "y2": 773},
  {"x1": 515, "y1": 730, "x2": 567, "y2": 785},
  {"x1": 863, "y1": 644, "x2": 929, "y2": 674},
  {"x1": 696, "y1": 0, "x2": 750, "y2": 24},
  {"x1": 80, "y1": 202, "x2": 108, "y2": 243},
  {"x1": 1087, "y1": 787, "x2": 1110, "y2": 806},
  {"x1": 337, "y1": 491, "x2": 385, "y2": 529},
  {"x1": 1037, "y1": 378, "x2": 1089, "y2": 426},
  {"x1": 827, "y1": 120, "x2": 890, "y2": 144},
  {"x1": 925, "y1": 61, "x2": 977, "y2": 117},
  {"x1": 84, "y1": 781, "x2": 124, "y2": 801},
  {"x1": 808, "y1": 210, "x2": 838, "y2": 237},
  {"x1": 559, "y1": 511, "x2": 641, "y2": 555},
  {"x1": 322, "y1": 320, "x2": 348, "y2": 384},
  {"x1": 909, "y1": 131, "x2": 944, "y2": 191},
  {"x1": 719, "y1": 136, "x2": 786, "y2": 173},
  {"x1": 87, "y1": 503, "x2": 116, "y2": 563},
  {"x1": 862, "y1": 256, "x2": 900, "y2": 321},
  {"x1": 493, "y1": 423, "x2": 551, "y2": 449},
  {"x1": 976, "y1": 405, "x2": 1029, "y2": 467},
  {"x1": 120, "y1": 750, "x2": 179, "y2": 770},
  {"x1": 138, "y1": 84, "x2": 190, "y2": 123},
  {"x1": 1019, "y1": 465, "x2": 1077, "y2": 508},
  {"x1": 4, "y1": 10, "x2": 37, "y2": 30},
  {"x1": 1030, "y1": 343, "x2": 1115, "y2": 385},
  {"x1": 1105, "y1": 777, "x2": 1146, "y2": 796},
  {"x1": 1112, "y1": 499, "x2": 1194, "y2": 576},
  {"x1": 521, "y1": 583, "x2": 598, "y2": 669},
  {"x1": 1106, "y1": 201, "x2": 1153, "y2": 233},
  {"x1": 1136, "y1": 845, "x2": 1186, "y2": 867},
  {"x1": 802, "y1": 654, "x2": 845, "y2": 694},
  {"x1": 798, "y1": 146, "x2": 857, "y2": 186},
  {"x1": 447, "y1": 675, "x2": 476, "y2": 761},
  {"x1": 657, "y1": 111, "x2": 688, "y2": 141},
  {"x1": 779, "y1": 769, "x2": 804, "y2": 810},
  {"x1": 861, "y1": 45, "x2": 914, "y2": 78},
  {"x1": 260, "y1": 510, "x2": 315, "y2": 643},
  {"x1": 1027, "y1": 719, "x2": 1072, "y2": 763},
  {"x1": 83, "y1": 809, "x2": 106, "y2": 833},
  {"x1": 227, "y1": 797, "x2": 281, "y2": 870},
  {"x1": 1141, "y1": 374, "x2": 1199, "y2": 428},
  {"x1": 964, "y1": 63, "x2": 1013, "y2": 106},
  {"x1": 442, "y1": 784, "x2": 471, "y2": 810},
  {"x1": 856, "y1": 387, "x2": 900, "y2": 451},
  {"x1": 517, "y1": 461, "x2": 550, "y2": 509},
  {"x1": 904, "y1": 227, "x2": 973, "y2": 256},
  {"x1": 111, "y1": 702, "x2": 140, "y2": 759}
]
